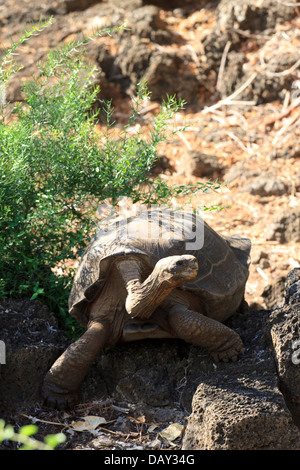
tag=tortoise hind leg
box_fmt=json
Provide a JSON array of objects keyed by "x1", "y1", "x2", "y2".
[
  {"x1": 167, "y1": 305, "x2": 244, "y2": 362},
  {"x1": 42, "y1": 321, "x2": 110, "y2": 410}
]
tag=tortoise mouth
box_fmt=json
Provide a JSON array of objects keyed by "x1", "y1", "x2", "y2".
[
  {"x1": 168, "y1": 263, "x2": 198, "y2": 282},
  {"x1": 180, "y1": 265, "x2": 198, "y2": 278}
]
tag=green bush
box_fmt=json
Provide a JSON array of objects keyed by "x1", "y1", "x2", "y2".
[
  {"x1": 0, "y1": 419, "x2": 66, "y2": 450},
  {"x1": 0, "y1": 21, "x2": 220, "y2": 334}
]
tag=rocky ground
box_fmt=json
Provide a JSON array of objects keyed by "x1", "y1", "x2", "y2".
[{"x1": 1, "y1": 0, "x2": 300, "y2": 451}]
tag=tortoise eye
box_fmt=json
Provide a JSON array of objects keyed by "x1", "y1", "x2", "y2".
[{"x1": 176, "y1": 260, "x2": 184, "y2": 266}]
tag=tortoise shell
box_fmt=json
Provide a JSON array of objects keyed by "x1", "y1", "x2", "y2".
[{"x1": 69, "y1": 210, "x2": 251, "y2": 327}]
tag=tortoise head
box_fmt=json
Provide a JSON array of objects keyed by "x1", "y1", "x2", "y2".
[{"x1": 155, "y1": 254, "x2": 198, "y2": 286}]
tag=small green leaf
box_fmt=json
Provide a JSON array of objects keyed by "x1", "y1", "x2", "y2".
[
  {"x1": 30, "y1": 288, "x2": 44, "y2": 300},
  {"x1": 4, "y1": 425, "x2": 15, "y2": 440},
  {"x1": 19, "y1": 424, "x2": 38, "y2": 437},
  {"x1": 44, "y1": 433, "x2": 66, "y2": 449}
]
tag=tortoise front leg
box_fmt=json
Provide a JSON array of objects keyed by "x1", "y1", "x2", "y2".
[
  {"x1": 42, "y1": 321, "x2": 109, "y2": 409},
  {"x1": 167, "y1": 305, "x2": 244, "y2": 362}
]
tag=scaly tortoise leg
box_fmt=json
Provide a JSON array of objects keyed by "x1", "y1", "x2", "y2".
[
  {"x1": 167, "y1": 304, "x2": 244, "y2": 362},
  {"x1": 42, "y1": 321, "x2": 109, "y2": 409}
]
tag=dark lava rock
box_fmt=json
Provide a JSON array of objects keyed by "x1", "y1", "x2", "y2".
[{"x1": 266, "y1": 208, "x2": 300, "y2": 243}]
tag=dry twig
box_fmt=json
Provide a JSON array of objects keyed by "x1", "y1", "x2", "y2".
[
  {"x1": 266, "y1": 56, "x2": 300, "y2": 77},
  {"x1": 216, "y1": 41, "x2": 231, "y2": 92},
  {"x1": 272, "y1": 112, "x2": 300, "y2": 145},
  {"x1": 263, "y1": 96, "x2": 300, "y2": 130},
  {"x1": 202, "y1": 73, "x2": 257, "y2": 114}
]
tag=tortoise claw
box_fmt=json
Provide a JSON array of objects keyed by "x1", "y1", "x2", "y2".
[
  {"x1": 210, "y1": 333, "x2": 244, "y2": 363},
  {"x1": 42, "y1": 382, "x2": 79, "y2": 410}
]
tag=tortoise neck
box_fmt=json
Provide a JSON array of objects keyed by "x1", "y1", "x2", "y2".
[
  {"x1": 117, "y1": 258, "x2": 174, "y2": 319},
  {"x1": 128, "y1": 272, "x2": 174, "y2": 319}
]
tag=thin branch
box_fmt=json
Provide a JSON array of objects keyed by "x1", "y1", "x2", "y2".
[
  {"x1": 216, "y1": 41, "x2": 231, "y2": 91},
  {"x1": 177, "y1": 131, "x2": 192, "y2": 150},
  {"x1": 256, "y1": 266, "x2": 268, "y2": 281},
  {"x1": 266, "y1": 56, "x2": 300, "y2": 77},
  {"x1": 263, "y1": 95, "x2": 300, "y2": 129},
  {"x1": 275, "y1": 0, "x2": 300, "y2": 6},
  {"x1": 272, "y1": 112, "x2": 300, "y2": 145},
  {"x1": 202, "y1": 72, "x2": 257, "y2": 114},
  {"x1": 225, "y1": 131, "x2": 251, "y2": 153}
]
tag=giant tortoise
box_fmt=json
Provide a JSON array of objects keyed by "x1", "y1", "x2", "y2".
[{"x1": 42, "y1": 209, "x2": 251, "y2": 409}]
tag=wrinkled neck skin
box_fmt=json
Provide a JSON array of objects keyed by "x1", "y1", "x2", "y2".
[{"x1": 116, "y1": 258, "x2": 175, "y2": 319}]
